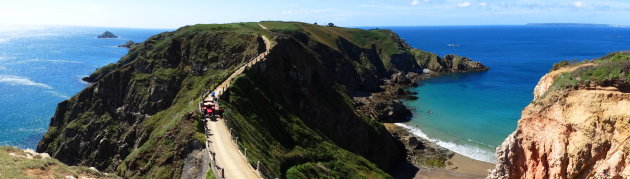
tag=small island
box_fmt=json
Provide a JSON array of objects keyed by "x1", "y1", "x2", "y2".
[{"x1": 97, "y1": 31, "x2": 118, "y2": 38}]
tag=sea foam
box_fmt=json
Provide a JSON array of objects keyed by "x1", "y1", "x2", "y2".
[
  {"x1": 0, "y1": 75, "x2": 53, "y2": 89},
  {"x1": 395, "y1": 123, "x2": 497, "y2": 163}
]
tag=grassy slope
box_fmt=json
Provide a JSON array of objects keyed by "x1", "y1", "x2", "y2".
[
  {"x1": 548, "y1": 52, "x2": 630, "y2": 93},
  {"x1": 260, "y1": 21, "x2": 407, "y2": 69},
  {"x1": 222, "y1": 74, "x2": 390, "y2": 178},
  {"x1": 0, "y1": 146, "x2": 117, "y2": 179},
  {"x1": 110, "y1": 25, "x2": 266, "y2": 178},
  {"x1": 216, "y1": 21, "x2": 426, "y2": 178}
]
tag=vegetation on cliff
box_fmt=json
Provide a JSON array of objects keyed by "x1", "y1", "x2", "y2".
[
  {"x1": 0, "y1": 146, "x2": 118, "y2": 178},
  {"x1": 38, "y1": 21, "x2": 486, "y2": 178},
  {"x1": 548, "y1": 52, "x2": 630, "y2": 94}
]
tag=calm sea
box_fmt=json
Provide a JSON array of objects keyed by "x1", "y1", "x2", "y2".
[
  {"x1": 3, "y1": 25, "x2": 630, "y2": 163},
  {"x1": 388, "y1": 26, "x2": 630, "y2": 163},
  {"x1": 0, "y1": 27, "x2": 166, "y2": 149}
]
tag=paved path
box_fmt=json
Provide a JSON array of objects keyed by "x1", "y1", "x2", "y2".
[
  {"x1": 203, "y1": 23, "x2": 272, "y2": 179},
  {"x1": 206, "y1": 119, "x2": 258, "y2": 179}
]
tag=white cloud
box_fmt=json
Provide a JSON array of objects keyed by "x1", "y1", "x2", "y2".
[
  {"x1": 0, "y1": 75, "x2": 52, "y2": 89},
  {"x1": 574, "y1": 1, "x2": 586, "y2": 8},
  {"x1": 457, "y1": 2, "x2": 472, "y2": 7},
  {"x1": 282, "y1": 10, "x2": 293, "y2": 15},
  {"x1": 411, "y1": 0, "x2": 420, "y2": 6},
  {"x1": 478, "y1": 2, "x2": 488, "y2": 7}
]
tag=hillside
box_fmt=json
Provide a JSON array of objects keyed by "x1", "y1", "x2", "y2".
[
  {"x1": 37, "y1": 21, "x2": 487, "y2": 178},
  {"x1": 0, "y1": 146, "x2": 118, "y2": 179},
  {"x1": 489, "y1": 52, "x2": 630, "y2": 178}
]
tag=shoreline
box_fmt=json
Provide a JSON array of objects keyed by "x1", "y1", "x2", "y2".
[
  {"x1": 395, "y1": 122, "x2": 497, "y2": 164},
  {"x1": 385, "y1": 123, "x2": 494, "y2": 178}
]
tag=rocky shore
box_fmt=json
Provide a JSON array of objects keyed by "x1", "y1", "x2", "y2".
[
  {"x1": 386, "y1": 123, "x2": 495, "y2": 178},
  {"x1": 353, "y1": 54, "x2": 491, "y2": 177}
]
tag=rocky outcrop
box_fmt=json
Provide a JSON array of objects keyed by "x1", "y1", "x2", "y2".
[
  {"x1": 489, "y1": 56, "x2": 630, "y2": 179},
  {"x1": 413, "y1": 50, "x2": 489, "y2": 73},
  {"x1": 117, "y1": 40, "x2": 136, "y2": 48},
  {"x1": 0, "y1": 146, "x2": 119, "y2": 178},
  {"x1": 372, "y1": 100, "x2": 413, "y2": 122},
  {"x1": 386, "y1": 125, "x2": 454, "y2": 168},
  {"x1": 98, "y1": 31, "x2": 118, "y2": 38},
  {"x1": 440, "y1": 54, "x2": 488, "y2": 72}
]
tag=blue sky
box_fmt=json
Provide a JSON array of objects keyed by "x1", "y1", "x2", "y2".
[{"x1": 1, "y1": 0, "x2": 630, "y2": 28}]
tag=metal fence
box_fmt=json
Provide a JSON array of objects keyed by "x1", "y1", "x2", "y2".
[
  {"x1": 198, "y1": 44, "x2": 276, "y2": 179},
  {"x1": 224, "y1": 113, "x2": 277, "y2": 179}
]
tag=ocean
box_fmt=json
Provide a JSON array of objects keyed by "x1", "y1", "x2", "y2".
[
  {"x1": 0, "y1": 26, "x2": 167, "y2": 149},
  {"x1": 2, "y1": 25, "x2": 630, "y2": 164},
  {"x1": 388, "y1": 26, "x2": 630, "y2": 163}
]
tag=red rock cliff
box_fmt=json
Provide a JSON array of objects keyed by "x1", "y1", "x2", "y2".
[{"x1": 489, "y1": 61, "x2": 630, "y2": 179}]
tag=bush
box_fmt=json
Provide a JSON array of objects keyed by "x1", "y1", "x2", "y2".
[{"x1": 551, "y1": 60, "x2": 570, "y2": 71}]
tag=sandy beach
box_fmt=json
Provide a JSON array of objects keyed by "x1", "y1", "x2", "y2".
[{"x1": 384, "y1": 123, "x2": 495, "y2": 179}]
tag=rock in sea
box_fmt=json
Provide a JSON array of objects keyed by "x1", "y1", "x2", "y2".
[{"x1": 98, "y1": 31, "x2": 118, "y2": 38}]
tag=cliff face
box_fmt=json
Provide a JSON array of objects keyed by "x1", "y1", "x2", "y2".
[
  {"x1": 490, "y1": 53, "x2": 630, "y2": 179},
  {"x1": 38, "y1": 22, "x2": 487, "y2": 178},
  {"x1": 38, "y1": 24, "x2": 265, "y2": 178}
]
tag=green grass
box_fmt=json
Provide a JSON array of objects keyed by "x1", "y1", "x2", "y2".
[
  {"x1": 0, "y1": 146, "x2": 117, "y2": 179},
  {"x1": 205, "y1": 166, "x2": 216, "y2": 179},
  {"x1": 174, "y1": 22, "x2": 265, "y2": 36},
  {"x1": 547, "y1": 52, "x2": 630, "y2": 93},
  {"x1": 260, "y1": 21, "x2": 303, "y2": 32},
  {"x1": 220, "y1": 65, "x2": 392, "y2": 178}
]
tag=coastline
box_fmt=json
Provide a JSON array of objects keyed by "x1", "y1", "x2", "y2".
[{"x1": 385, "y1": 123, "x2": 494, "y2": 178}]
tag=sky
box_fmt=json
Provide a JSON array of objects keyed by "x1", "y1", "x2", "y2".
[{"x1": 1, "y1": 0, "x2": 630, "y2": 29}]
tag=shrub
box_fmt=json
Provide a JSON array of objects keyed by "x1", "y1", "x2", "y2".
[{"x1": 551, "y1": 60, "x2": 570, "y2": 71}]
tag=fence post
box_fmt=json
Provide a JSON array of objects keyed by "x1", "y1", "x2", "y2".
[
  {"x1": 244, "y1": 148, "x2": 247, "y2": 158},
  {"x1": 257, "y1": 161, "x2": 260, "y2": 171}
]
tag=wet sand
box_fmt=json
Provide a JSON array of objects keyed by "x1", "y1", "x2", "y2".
[
  {"x1": 414, "y1": 153, "x2": 494, "y2": 179},
  {"x1": 384, "y1": 123, "x2": 495, "y2": 179}
]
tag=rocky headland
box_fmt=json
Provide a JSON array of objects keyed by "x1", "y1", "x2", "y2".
[
  {"x1": 117, "y1": 40, "x2": 136, "y2": 49},
  {"x1": 37, "y1": 21, "x2": 488, "y2": 178},
  {"x1": 489, "y1": 52, "x2": 630, "y2": 178}
]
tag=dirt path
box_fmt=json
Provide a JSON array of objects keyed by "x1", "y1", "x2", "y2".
[
  {"x1": 202, "y1": 23, "x2": 273, "y2": 179},
  {"x1": 258, "y1": 23, "x2": 268, "y2": 30}
]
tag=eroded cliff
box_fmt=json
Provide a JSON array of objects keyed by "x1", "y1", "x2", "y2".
[{"x1": 490, "y1": 52, "x2": 630, "y2": 179}]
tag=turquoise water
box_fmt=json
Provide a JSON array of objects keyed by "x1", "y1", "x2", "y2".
[
  {"x1": 0, "y1": 27, "x2": 166, "y2": 149},
  {"x1": 388, "y1": 26, "x2": 630, "y2": 163}
]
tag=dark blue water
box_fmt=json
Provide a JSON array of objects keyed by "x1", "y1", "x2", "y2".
[
  {"x1": 387, "y1": 26, "x2": 630, "y2": 163},
  {"x1": 0, "y1": 27, "x2": 166, "y2": 149}
]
